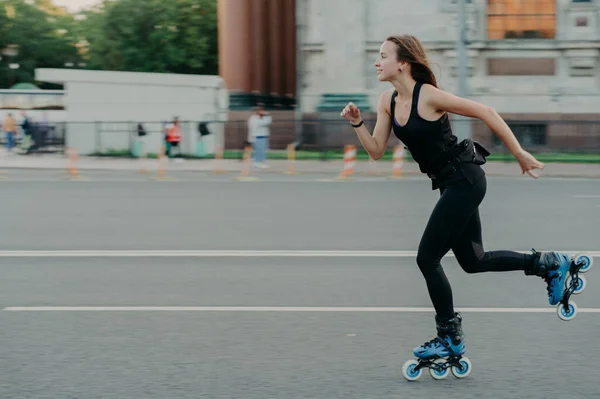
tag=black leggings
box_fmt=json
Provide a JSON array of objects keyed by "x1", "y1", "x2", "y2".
[{"x1": 417, "y1": 173, "x2": 533, "y2": 318}]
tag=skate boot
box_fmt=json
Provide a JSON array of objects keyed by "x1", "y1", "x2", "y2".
[
  {"x1": 526, "y1": 249, "x2": 594, "y2": 321},
  {"x1": 413, "y1": 312, "x2": 466, "y2": 359},
  {"x1": 526, "y1": 249, "x2": 571, "y2": 306},
  {"x1": 402, "y1": 313, "x2": 472, "y2": 381}
]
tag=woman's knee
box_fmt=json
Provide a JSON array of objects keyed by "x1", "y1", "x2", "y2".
[
  {"x1": 460, "y1": 261, "x2": 480, "y2": 274},
  {"x1": 455, "y1": 241, "x2": 485, "y2": 274},
  {"x1": 416, "y1": 251, "x2": 441, "y2": 275},
  {"x1": 456, "y1": 254, "x2": 484, "y2": 274}
]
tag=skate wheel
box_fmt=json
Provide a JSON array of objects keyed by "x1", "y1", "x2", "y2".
[
  {"x1": 567, "y1": 274, "x2": 586, "y2": 295},
  {"x1": 429, "y1": 358, "x2": 450, "y2": 380},
  {"x1": 451, "y1": 356, "x2": 472, "y2": 379},
  {"x1": 557, "y1": 301, "x2": 578, "y2": 321},
  {"x1": 402, "y1": 359, "x2": 422, "y2": 382},
  {"x1": 574, "y1": 253, "x2": 593, "y2": 273}
]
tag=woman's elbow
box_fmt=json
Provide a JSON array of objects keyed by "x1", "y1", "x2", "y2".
[
  {"x1": 482, "y1": 105, "x2": 499, "y2": 121},
  {"x1": 371, "y1": 148, "x2": 385, "y2": 161}
]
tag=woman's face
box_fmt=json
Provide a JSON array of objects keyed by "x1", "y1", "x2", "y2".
[{"x1": 374, "y1": 41, "x2": 401, "y2": 82}]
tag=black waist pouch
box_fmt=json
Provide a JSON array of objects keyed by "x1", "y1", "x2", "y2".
[{"x1": 458, "y1": 138, "x2": 491, "y2": 166}]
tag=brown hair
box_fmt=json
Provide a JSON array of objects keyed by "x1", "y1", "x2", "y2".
[{"x1": 385, "y1": 35, "x2": 438, "y2": 88}]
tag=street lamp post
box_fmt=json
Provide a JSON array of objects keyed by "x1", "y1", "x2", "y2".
[
  {"x1": 456, "y1": 0, "x2": 471, "y2": 141},
  {"x1": 293, "y1": 0, "x2": 304, "y2": 149}
]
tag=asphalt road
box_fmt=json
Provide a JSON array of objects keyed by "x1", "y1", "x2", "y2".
[
  {"x1": 0, "y1": 170, "x2": 598, "y2": 251},
  {"x1": 1, "y1": 170, "x2": 599, "y2": 398}
]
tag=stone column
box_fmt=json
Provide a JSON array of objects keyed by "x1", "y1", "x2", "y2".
[
  {"x1": 283, "y1": 0, "x2": 297, "y2": 97},
  {"x1": 218, "y1": 0, "x2": 296, "y2": 109},
  {"x1": 250, "y1": 0, "x2": 269, "y2": 94},
  {"x1": 267, "y1": 0, "x2": 283, "y2": 96},
  {"x1": 217, "y1": 0, "x2": 252, "y2": 92}
]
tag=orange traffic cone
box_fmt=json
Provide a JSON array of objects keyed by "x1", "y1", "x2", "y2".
[
  {"x1": 66, "y1": 146, "x2": 79, "y2": 178},
  {"x1": 285, "y1": 144, "x2": 298, "y2": 175},
  {"x1": 157, "y1": 144, "x2": 167, "y2": 179},
  {"x1": 236, "y1": 143, "x2": 257, "y2": 181},
  {"x1": 213, "y1": 144, "x2": 226, "y2": 174},
  {"x1": 391, "y1": 145, "x2": 404, "y2": 179},
  {"x1": 338, "y1": 145, "x2": 356, "y2": 179}
]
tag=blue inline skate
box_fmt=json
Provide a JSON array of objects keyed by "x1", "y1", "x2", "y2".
[
  {"x1": 402, "y1": 313, "x2": 472, "y2": 381},
  {"x1": 527, "y1": 249, "x2": 594, "y2": 321}
]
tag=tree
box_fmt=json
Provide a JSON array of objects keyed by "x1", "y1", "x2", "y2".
[
  {"x1": 171, "y1": 0, "x2": 218, "y2": 75},
  {"x1": 0, "y1": 0, "x2": 82, "y2": 88},
  {"x1": 71, "y1": 1, "x2": 118, "y2": 71},
  {"x1": 79, "y1": 0, "x2": 218, "y2": 75},
  {"x1": 0, "y1": 5, "x2": 8, "y2": 50},
  {"x1": 0, "y1": 3, "x2": 13, "y2": 88},
  {"x1": 0, "y1": 0, "x2": 219, "y2": 88}
]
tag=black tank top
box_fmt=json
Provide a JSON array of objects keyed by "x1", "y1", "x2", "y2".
[{"x1": 390, "y1": 82, "x2": 460, "y2": 175}]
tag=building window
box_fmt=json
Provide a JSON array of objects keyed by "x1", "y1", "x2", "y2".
[
  {"x1": 488, "y1": 58, "x2": 555, "y2": 76},
  {"x1": 487, "y1": 0, "x2": 556, "y2": 39}
]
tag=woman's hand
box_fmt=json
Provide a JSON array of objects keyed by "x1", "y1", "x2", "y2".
[
  {"x1": 515, "y1": 149, "x2": 545, "y2": 178},
  {"x1": 340, "y1": 102, "x2": 362, "y2": 124}
]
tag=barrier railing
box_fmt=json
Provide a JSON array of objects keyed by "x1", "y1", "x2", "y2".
[{"x1": 7, "y1": 118, "x2": 599, "y2": 160}]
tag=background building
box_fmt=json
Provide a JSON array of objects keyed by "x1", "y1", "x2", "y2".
[
  {"x1": 218, "y1": 0, "x2": 600, "y2": 151},
  {"x1": 217, "y1": 0, "x2": 297, "y2": 110}
]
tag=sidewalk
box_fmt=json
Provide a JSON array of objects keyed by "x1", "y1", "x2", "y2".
[{"x1": 0, "y1": 152, "x2": 599, "y2": 178}]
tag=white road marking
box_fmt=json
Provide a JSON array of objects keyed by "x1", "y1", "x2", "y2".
[
  {"x1": 0, "y1": 250, "x2": 416, "y2": 258},
  {"x1": 0, "y1": 250, "x2": 598, "y2": 258},
  {"x1": 573, "y1": 195, "x2": 600, "y2": 199},
  {"x1": 3, "y1": 306, "x2": 600, "y2": 313},
  {"x1": 1, "y1": 176, "x2": 599, "y2": 183}
]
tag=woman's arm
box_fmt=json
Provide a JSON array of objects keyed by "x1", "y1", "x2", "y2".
[
  {"x1": 422, "y1": 85, "x2": 545, "y2": 178},
  {"x1": 341, "y1": 91, "x2": 392, "y2": 160}
]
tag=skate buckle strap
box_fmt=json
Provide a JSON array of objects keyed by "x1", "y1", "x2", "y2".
[
  {"x1": 437, "y1": 337, "x2": 460, "y2": 356},
  {"x1": 422, "y1": 336, "x2": 459, "y2": 356},
  {"x1": 422, "y1": 337, "x2": 442, "y2": 348}
]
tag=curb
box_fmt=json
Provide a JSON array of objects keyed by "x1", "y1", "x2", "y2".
[{"x1": 0, "y1": 158, "x2": 599, "y2": 179}]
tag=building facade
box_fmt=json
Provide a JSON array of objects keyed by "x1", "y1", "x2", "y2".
[
  {"x1": 218, "y1": 0, "x2": 600, "y2": 151},
  {"x1": 299, "y1": 0, "x2": 600, "y2": 114}
]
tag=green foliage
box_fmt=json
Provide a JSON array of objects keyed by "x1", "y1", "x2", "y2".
[
  {"x1": 0, "y1": 7, "x2": 9, "y2": 82},
  {"x1": 0, "y1": 0, "x2": 218, "y2": 89},
  {"x1": 0, "y1": 0, "x2": 82, "y2": 88}
]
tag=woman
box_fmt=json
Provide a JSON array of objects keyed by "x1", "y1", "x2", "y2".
[{"x1": 340, "y1": 35, "x2": 578, "y2": 361}]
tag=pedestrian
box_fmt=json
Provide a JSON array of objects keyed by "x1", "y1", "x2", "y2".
[
  {"x1": 2, "y1": 113, "x2": 17, "y2": 153},
  {"x1": 164, "y1": 117, "x2": 182, "y2": 161},
  {"x1": 247, "y1": 105, "x2": 272, "y2": 168}
]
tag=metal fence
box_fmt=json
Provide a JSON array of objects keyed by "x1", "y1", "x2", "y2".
[
  {"x1": 215, "y1": 117, "x2": 600, "y2": 155},
  {"x1": 469, "y1": 118, "x2": 600, "y2": 157},
  {"x1": 0, "y1": 121, "x2": 66, "y2": 153},
  {"x1": 5, "y1": 117, "x2": 600, "y2": 158}
]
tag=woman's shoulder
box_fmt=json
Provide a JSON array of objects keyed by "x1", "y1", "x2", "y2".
[
  {"x1": 419, "y1": 83, "x2": 444, "y2": 97},
  {"x1": 418, "y1": 83, "x2": 447, "y2": 109},
  {"x1": 378, "y1": 88, "x2": 396, "y2": 114},
  {"x1": 381, "y1": 87, "x2": 396, "y2": 99}
]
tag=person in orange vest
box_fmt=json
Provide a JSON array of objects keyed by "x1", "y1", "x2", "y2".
[{"x1": 164, "y1": 117, "x2": 182, "y2": 159}]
